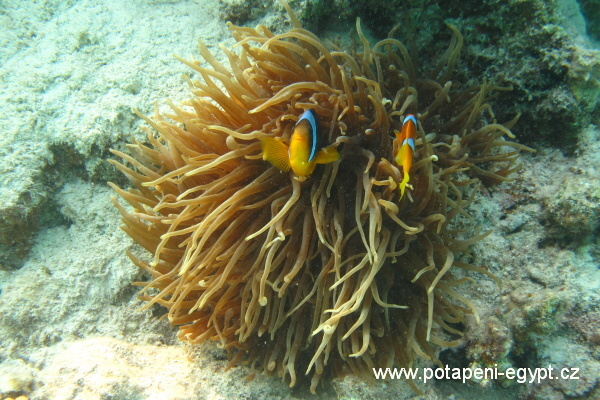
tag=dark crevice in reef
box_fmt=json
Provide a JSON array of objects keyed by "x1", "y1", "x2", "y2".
[
  {"x1": 577, "y1": 0, "x2": 600, "y2": 41},
  {"x1": 438, "y1": 346, "x2": 471, "y2": 372},
  {"x1": 0, "y1": 142, "x2": 130, "y2": 271}
]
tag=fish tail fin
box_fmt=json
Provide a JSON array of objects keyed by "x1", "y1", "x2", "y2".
[
  {"x1": 313, "y1": 146, "x2": 340, "y2": 165},
  {"x1": 398, "y1": 174, "x2": 413, "y2": 200},
  {"x1": 261, "y1": 138, "x2": 291, "y2": 171}
]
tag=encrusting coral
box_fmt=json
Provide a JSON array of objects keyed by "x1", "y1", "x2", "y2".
[{"x1": 110, "y1": 0, "x2": 532, "y2": 393}]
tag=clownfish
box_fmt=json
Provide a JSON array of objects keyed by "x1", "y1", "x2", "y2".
[
  {"x1": 261, "y1": 109, "x2": 340, "y2": 181},
  {"x1": 394, "y1": 114, "x2": 418, "y2": 199}
]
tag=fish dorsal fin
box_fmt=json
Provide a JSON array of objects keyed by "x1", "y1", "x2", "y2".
[
  {"x1": 261, "y1": 137, "x2": 291, "y2": 171},
  {"x1": 297, "y1": 109, "x2": 318, "y2": 162}
]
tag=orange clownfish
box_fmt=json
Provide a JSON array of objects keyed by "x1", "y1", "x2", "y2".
[
  {"x1": 394, "y1": 114, "x2": 418, "y2": 199},
  {"x1": 261, "y1": 109, "x2": 340, "y2": 181}
]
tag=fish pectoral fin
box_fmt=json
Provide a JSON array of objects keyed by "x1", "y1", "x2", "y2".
[
  {"x1": 313, "y1": 146, "x2": 340, "y2": 165},
  {"x1": 262, "y1": 138, "x2": 291, "y2": 171}
]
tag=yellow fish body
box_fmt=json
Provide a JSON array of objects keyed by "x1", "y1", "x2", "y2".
[{"x1": 261, "y1": 109, "x2": 340, "y2": 180}]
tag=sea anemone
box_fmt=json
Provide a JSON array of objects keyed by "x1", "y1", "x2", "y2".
[{"x1": 110, "y1": 1, "x2": 531, "y2": 393}]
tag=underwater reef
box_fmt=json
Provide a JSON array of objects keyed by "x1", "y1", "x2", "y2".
[
  {"x1": 299, "y1": 0, "x2": 600, "y2": 154},
  {"x1": 111, "y1": 1, "x2": 532, "y2": 392}
]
